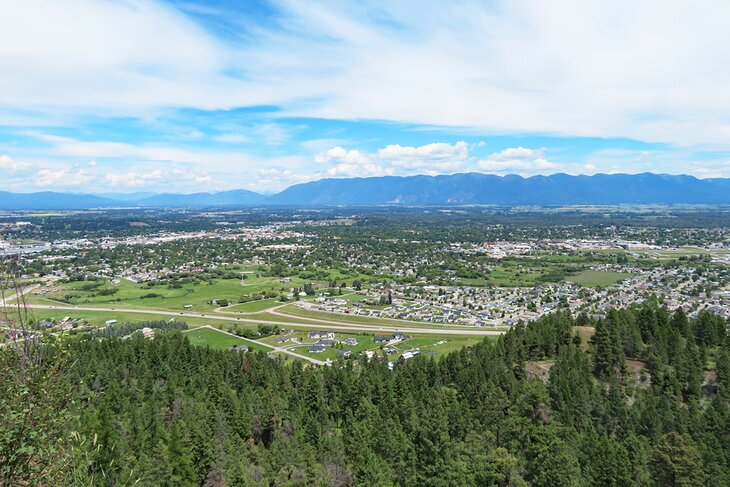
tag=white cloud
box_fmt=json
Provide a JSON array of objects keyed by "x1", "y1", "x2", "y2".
[
  {"x1": 315, "y1": 146, "x2": 370, "y2": 165},
  {"x1": 104, "y1": 172, "x2": 144, "y2": 187},
  {"x1": 104, "y1": 167, "x2": 212, "y2": 188},
  {"x1": 27, "y1": 133, "x2": 261, "y2": 172},
  {"x1": 2, "y1": 0, "x2": 730, "y2": 150},
  {"x1": 34, "y1": 168, "x2": 92, "y2": 187},
  {"x1": 0, "y1": 0, "x2": 237, "y2": 113},
  {"x1": 378, "y1": 141, "x2": 467, "y2": 161},
  {"x1": 105, "y1": 171, "x2": 157, "y2": 187},
  {"x1": 314, "y1": 146, "x2": 388, "y2": 178},
  {"x1": 10, "y1": 133, "x2": 328, "y2": 192},
  {"x1": 477, "y1": 147, "x2": 557, "y2": 174},
  {"x1": 0, "y1": 155, "x2": 30, "y2": 172},
  {"x1": 254, "y1": 167, "x2": 314, "y2": 192},
  {"x1": 229, "y1": 1, "x2": 730, "y2": 148},
  {"x1": 34, "y1": 169, "x2": 67, "y2": 187},
  {"x1": 489, "y1": 147, "x2": 541, "y2": 160},
  {"x1": 325, "y1": 162, "x2": 390, "y2": 178},
  {"x1": 377, "y1": 141, "x2": 468, "y2": 170},
  {"x1": 314, "y1": 142, "x2": 469, "y2": 178}
]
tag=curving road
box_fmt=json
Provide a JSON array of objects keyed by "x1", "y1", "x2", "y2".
[
  {"x1": 21, "y1": 303, "x2": 505, "y2": 337},
  {"x1": 183, "y1": 324, "x2": 327, "y2": 365}
]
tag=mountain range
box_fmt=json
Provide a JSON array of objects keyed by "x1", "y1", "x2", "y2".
[{"x1": 3, "y1": 173, "x2": 730, "y2": 209}]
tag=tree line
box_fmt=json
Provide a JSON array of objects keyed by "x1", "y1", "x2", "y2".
[{"x1": 2, "y1": 303, "x2": 729, "y2": 486}]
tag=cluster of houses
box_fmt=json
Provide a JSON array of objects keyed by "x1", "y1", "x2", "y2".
[
  {"x1": 597, "y1": 265, "x2": 730, "y2": 320},
  {"x1": 306, "y1": 330, "x2": 358, "y2": 355},
  {"x1": 53, "y1": 316, "x2": 89, "y2": 331},
  {"x1": 303, "y1": 330, "x2": 411, "y2": 359},
  {"x1": 451, "y1": 238, "x2": 664, "y2": 258},
  {"x1": 298, "y1": 259, "x2": 730, "y2": 327}
]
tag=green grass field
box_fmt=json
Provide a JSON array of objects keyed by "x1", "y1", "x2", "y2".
[
  {"x1": 28, "y1": 276, "x2": 309, "y2": 313},
  {"x1": 567, "y1": 270, "x2": 631, "y2": 287},
  {"x1": 276, "y1": 329, "x2": 486, "y2": 362},
  {"x1": 4, "y1": 299, "x2": 493, "y2": 361},
  {"x1": 223, "y1": 298, "x2": 283, "y2": 313},
  {"x1": 183, "y1": 327, "x2": 271, "y2": 352},
  {"x1": 4, "y1": 306, "x2": 259, "y2": 331},
  {"x1": 13, "y1": 271, "x2": 501, "y2": 363}
]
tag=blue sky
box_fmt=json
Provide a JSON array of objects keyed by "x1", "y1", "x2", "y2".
[{"x1": 1, "y1": 0, "x2": 729, "y2": 193}]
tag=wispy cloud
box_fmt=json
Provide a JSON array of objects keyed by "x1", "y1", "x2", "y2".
[
  {"x1": 3, "y1": 0, "x2": 730, "y2": 147},
  {"x1": 1, "y1": 1, "x2": 730, "y2": 191}
]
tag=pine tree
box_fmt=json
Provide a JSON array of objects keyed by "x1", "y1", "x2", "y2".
[
  {"x1": 580, "y1": 432, "x2": 633, "y2": 487},
  {"x1": 650, "y1": 432, "x2": 707, "y2": 487},
  {"x1": 162, "y1": 422, "x2": 198, "y2": 487},
  {"x1": 549, "y1": 345, "x2": 594, "y2": 429},
  {"x1": 591, "y1": 315, "x2": 625, "y2": 380}
]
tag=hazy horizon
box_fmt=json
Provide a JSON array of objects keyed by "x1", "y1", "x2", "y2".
[{"x1": 1, "y1": 170, "x2": 729, "y2": 197}]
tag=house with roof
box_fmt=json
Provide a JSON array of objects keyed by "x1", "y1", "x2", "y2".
[
  {"x1": 309, "y1": 330, "x2": 335, "y2": 340},
  {"x1": 309, "y1": 345, "x2": 326, "y2": 354},
  {"x1": 374, "y1": 333, "x2": 406, "y2": 345},
  {"x1": 400, "y1": 350, "x2": 420, "y2": 361}
]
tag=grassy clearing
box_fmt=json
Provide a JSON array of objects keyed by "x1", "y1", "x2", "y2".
[
  {"x1": 268, "y1": 330, "x2": 486, "y2": 362},
  {"x1": 6, "y1": 303, "x2": 492, "y2": 359},
  {"x1": 628, "y1": 246, "x2": 725, "y2": 261},
  {"x1": 223, "y1": 298, "x2": 283, "y2": 313},
  {"x1": 28, "y1": 276, "x2": 307, "y2": 313},
  {"x1": 183, "y1": 327, "x2": 270, "y2": 352},
  {"x1": 567, "y1": 270, "x2": 631, "y2": 287},
  {"x1": 397, "y1": 335, "x2": 484, "y2": 357},
  {"x1": 6, "y1": 307, "x2": 258, "y2": 331},
  {"x1": 573, "y1": 326, "x2": 595, "y2": 350}
]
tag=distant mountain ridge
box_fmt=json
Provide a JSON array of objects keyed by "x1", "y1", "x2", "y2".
[
  {"x1": 3, "y1": 173, "x2": 730, "y2": 209},
  {"x1": 270, "y1": 172, "x2": 730, "y2": 206},
  {"x1": 133, "y1": 189, "x2": 264, "y2": 207}
]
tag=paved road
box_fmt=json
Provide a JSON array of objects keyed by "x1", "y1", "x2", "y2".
[
  {"x1": 21, "y1": 303, "x2": 505, "y2": 337},
  {"x1": 272, "y1": 302, "x2": 460, "y2": 328},
  {"x1": 213, "y1": 301, "x2": 290, "y2": 315},
  {"x1": 266, "y1": 306, "x2": 499, "y2": 333}
]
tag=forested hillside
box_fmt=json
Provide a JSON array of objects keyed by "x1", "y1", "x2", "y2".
[{"x1": 2, "y1": 305, "x2": 729, "y2": 486}]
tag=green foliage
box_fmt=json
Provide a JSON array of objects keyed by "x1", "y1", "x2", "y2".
[
  {"x1": 0, "y1": 339, "x2": 73, "y2": 485},
  {"x1": 91, "y1": 319, "x2": 188, "y2": 338},
  {"x1": 650, "y1": 433, "x2": 707, "y2": 487},
  {"x1": 2, "y1": 302, "x2": 728, "y2": 485}
]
